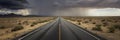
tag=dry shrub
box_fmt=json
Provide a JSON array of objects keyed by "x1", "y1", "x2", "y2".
[{"x1": 11, "y1": 25, "x2": 24, "y2": 32}]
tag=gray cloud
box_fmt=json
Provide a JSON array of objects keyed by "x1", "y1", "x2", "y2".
[
  {"x1": 0, "y1": 0, "x2": 28, "y2": 10},
  {"x1": 27, "y1": 0, "x2": 120, "y2": 16}
]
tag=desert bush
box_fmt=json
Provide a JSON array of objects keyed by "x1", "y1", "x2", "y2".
[
  {"x1": 0, "y1": 25, "x2": 5, "y2": 29},
  {"x1": 113, "y1": 25, "x2": 120, "y2": 30},
  {"x1": 101, "y1": 19, "x2": 105, "y2": 22},
  {"x1": 78, "y1": 22, "x2": 81, "y2": 25},
  {"x1": 11, "y1": 25, "x2": 24, "y2": 32},
  {"x1": 23, "y1": 21, "x2": 28, "y2": 24},
  {"x1": 38, "y1": 20, "x2": 47, "y2": 23},
  {"x1": 84, "y1": 21, "x2": 89, "y2": 23},
  {"x1": 33, "y1": 22, "x2": 38, "y2": 25},
  {"x1": 31, "y1": 24, "x2": 34, "y2": 27},
  {"x1": 31, "y1": 22, "x2": 37, "y2": 27},
  {"x1": 18, "y1": 22, "x2": 22, "y2": 25},
  {"x1": 96, "y1": 24, "x2": 101, "y2": 27},
  {"x1": 38, "y1": 21, "x2": 42, "y2": 23},
  {"x1": 92, "y1": 25, "x2": 102, "y2": 31},
  {"x1": 107, "y1": 24, "x2": 120, "y2": 33},
  {"x1": 40, "y1": 21, "x2": 45, "y2": 23},
  {"x1": 43, "y1": 20, "x2": 48, "y2": 22},
  {"x1": 103, "y1": 22, "x2": 108, "y2": 27},
  {"x1": 92, "y1": 22, "x2": 96, "y2": 24},
  {"x1": 107, "y1": 19, "x2": 112, "y2": 22},
  {"x1": 114, "y1": 20, "x2": 118, "y2": 23},
  {"x1": 77, "y1": 20, "x2": 81, "y2": 22},
  {"x1": 89, "y1": 19, "x2": 92, "y2": 21},
  {"x1": 107, "y1": 27, "x2": 115, "y2": 33}
]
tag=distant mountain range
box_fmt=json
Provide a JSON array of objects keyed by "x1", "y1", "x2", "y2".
[
  {"x1": 0, "y1": 13, "x2": 22, "y2": 17},
  {"x1": 0, "y1": 13, "x2": 45, "y2": 17}
]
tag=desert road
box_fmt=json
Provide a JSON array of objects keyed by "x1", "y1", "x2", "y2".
[{"x1": 17, "y1": 17, "x2": 105, "y2": 40}]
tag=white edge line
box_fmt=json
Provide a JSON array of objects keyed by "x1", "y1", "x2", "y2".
[
  {"x1": 18, "y1": 28, "x2": 41, "y2": 40},
  {"x1": 79, "y1": 28, "x2": 101, "y2": 40},
  {"x1": 18, "y1": 19, "x2": 57, "y2": 40}
]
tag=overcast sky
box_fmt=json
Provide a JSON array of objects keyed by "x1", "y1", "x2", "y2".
[
  {"x1": 0, "y1": 0, "x2": 120, "y2": 16},
  {"x1": 26, "y1": 0, "x2": 120, "y2": 16}
]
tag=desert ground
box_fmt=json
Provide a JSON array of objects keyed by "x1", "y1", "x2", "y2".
[
  {"x1": 0, "y1": 17, "x2": 55, "y2": 40},
  {"x1": 63, "y1": 16, "x2": 120, "y2": 40}
]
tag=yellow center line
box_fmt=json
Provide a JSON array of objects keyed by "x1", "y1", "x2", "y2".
[{"x1": 59, "y1": 24, "x2": 61, "y2": 40}]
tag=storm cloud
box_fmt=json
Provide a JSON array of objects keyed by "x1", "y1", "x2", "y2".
[
  {"x1": 26, "y1": 0, "x2": 120, "y2": 16},
  {"x1": 0, "y1": 0, "x2": 28, "y2": 10},
  {"x1": 1, "y1": 0, "x2": 120, "y2": 16}
]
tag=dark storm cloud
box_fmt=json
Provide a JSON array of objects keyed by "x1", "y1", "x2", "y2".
[
  {"x1": 0, "y1": 0, "x2": 28, "y2": 10},
  {"x1": 27, "y1": 0, "x2": 120, "y2": 16}
]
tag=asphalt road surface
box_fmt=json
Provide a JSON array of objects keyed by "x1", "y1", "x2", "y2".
[{"x1": 17, "y1": 17, "x2": 104, "y2": 40}]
